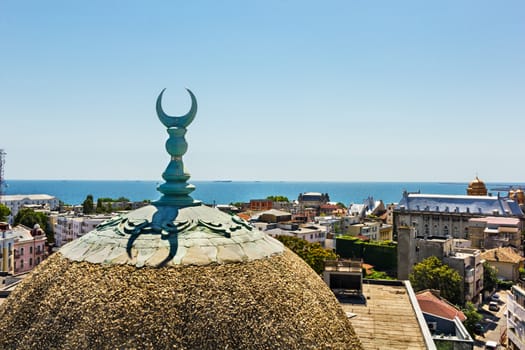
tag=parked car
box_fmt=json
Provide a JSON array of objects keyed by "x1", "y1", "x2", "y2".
[
  {"x1": 474, "y1": 323, "x2": 485, "y2": 335},
  {"x1": 491, "y1": 293, "x2": 500, "y2": 302},
  {"x1": 489, "y1": 301, "x2": 499, "y2": 311},
  {"x1": 485, "y1": 340, "x2": 498, "y2": 349}
]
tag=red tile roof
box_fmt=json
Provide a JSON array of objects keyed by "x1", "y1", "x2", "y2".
[{"x1": 416, "y1": 290, "x2": 466, "y2": 321}]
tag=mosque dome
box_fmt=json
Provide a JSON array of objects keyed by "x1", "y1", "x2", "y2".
[
  {"x1": 467, "y1": 176, "x2": 487, "y2": 196},
  {"x1": 0, "y1": 89, "x2": 362, "y2": 349},
  {"x1": 515, "y1": 189, "x2": 525, "y2": 205}
]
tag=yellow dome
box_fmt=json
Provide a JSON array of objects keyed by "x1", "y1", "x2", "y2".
[{"x1": 467, "y1": 176, "x2": 487, "y2": 196}]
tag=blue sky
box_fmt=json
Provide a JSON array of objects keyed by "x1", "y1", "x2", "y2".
[{"x1": 1, "y1": 1, "x2": 524, "y2": 182}]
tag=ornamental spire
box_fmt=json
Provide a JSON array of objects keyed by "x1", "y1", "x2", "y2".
[{"x1": 154, "y1": 88, "x2": 199, "y2": 207}]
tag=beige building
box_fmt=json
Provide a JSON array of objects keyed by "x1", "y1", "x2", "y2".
[
  {"x1": 397, "y1": 226, "x2": 484, "y2": 304},
  {"x1": 480, "y1": 247, "x2": 525, "y2": 282},
  {"x1": 468, "y1": 216, "x2": 522, "y2": 250}
]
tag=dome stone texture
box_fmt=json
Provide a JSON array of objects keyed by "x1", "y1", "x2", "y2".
[{"x1": 0, "y1": 250, "x2": 362, "y2": 350}]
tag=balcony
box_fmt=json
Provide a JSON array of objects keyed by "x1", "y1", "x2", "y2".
[
  {"x1": 508, "y1": 328, "x2": 525, "y2": 349},
  {"x1": 509, "y1": 297, "x2": 525, "y2": 321},
  {"x1": 14, "y1": 252, "x2": 20, "y2": 258}
]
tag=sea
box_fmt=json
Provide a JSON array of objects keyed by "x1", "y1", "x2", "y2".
[{"x1": 3, "y1": 180, "x2": 524, "y2": 206}]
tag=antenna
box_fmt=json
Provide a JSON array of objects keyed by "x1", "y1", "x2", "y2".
[{"x1": 0, "y1": 149, "x2": 5, "y2": 199}]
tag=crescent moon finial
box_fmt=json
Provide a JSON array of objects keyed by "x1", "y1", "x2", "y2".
[{"x1": 156, "y1": 88, "x2": 197, "y2": 128}]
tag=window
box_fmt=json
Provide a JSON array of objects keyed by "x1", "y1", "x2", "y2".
[
  {"x1": 21, "y1": 247, "x2": 24, "y2": 255},
  {"x1": 29, "y1": 258, "x2": 32, "y2": 266},
  {"x1": 424, "y1": 224, "x2": 429, "y2": 234},
  {"x1": 443, "y1": 226, "x2": 449, "y2": 235},
  {"x1": 30, "y1": 246, "x2": 33, "y2": 254},
  {"x1": 20, "y1": 260, "x2": 24, "y2": 268}
]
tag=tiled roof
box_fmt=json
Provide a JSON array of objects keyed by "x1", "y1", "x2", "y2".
[
  {"x1": 480, "y1": 247, "x2": 525, "y2": 264},
  {"x1": 397, "y1": 193, "x2": 523, "y2": 217},
  {"x1": 416, "y1": 290, "x2": 466, "y2": 321},
  {"x1": 469, "y1": 216, "x2": 520, "y2": 226}
]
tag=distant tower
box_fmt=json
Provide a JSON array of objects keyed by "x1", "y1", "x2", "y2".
[{"x1": 0, "y1": 149, "x2": 5, "y2": 199}]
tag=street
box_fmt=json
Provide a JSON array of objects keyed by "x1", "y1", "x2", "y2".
[{"x1": 474, "y1": 289, "x2": 508, "y2": 349}]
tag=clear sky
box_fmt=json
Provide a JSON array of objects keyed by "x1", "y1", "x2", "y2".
[{"x1": 1, "y1": 1, "x2": 524, "y2": 182}]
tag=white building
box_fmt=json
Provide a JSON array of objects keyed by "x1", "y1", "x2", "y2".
[
  {"x1": 0, "y1": 194, "x2": 59, "y2": 224},
  {"x1": 508, "y1": 284, "x2": 525, "y2": 349},
  {"x1": 265, "y1": 223, "x2": 327, "y2": 245},
  {"x1": 54, "y1": 214, "x2": 113, "y2": 247}
]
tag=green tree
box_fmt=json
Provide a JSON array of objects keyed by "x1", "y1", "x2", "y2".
[
  {"x1": 276, "y1": 235, "x2": 337, "y2": 274},
  {"x1": 462, "y1": 301, "x2": 483, "y2": 337},
  {"x1": 267, "y1": 195, "x2": 289, "y2": 202},
  {"x1": 96, "y1": 198, "x2": 104, "y2": 214},
  {"x1": 409, "y1": 256, "x2": 462, "y2": 305},
  {"x1": 14, "y1": 208, "x2": 54, "y2": 243},
  {"x1": 365, "y1": 269, "x2": 394, "y2": 280},
  {"x1": 82, "y1": 194, "x2": 95, "y2": 214},
  {"x1": 483, "y1": 261, "x2": 498, "y2": 293},
  {"x1": 0, "y1": 204, "x2": 11, "y2": 222},
  {"x1": 336, "y1": 202, "x2": 347, "y2": 209}
]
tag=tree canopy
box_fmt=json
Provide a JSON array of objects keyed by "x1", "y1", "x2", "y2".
[
  {"x1": 14, "y1": 208, "x2": 53, "y2": 243},
  {"x1": 0, "y1": 204, "x2": 10, "y2": 222},
  {"x1": 267, "y1": 195, "x2": 289, "y2": 202},
  {"x1": 409, "y1": 256, "x2": 462, "y2": 305},
  {"x1": 483, "y1": 261, "x2": 498, "y2": 293},
  {"x1": 276, "y1": 235, "x2": 337, "y2": 274},
  {"x1": 82, "y1": 194, "x2": 95, "y2": 214},
  {"x1": 462, "y1": 301, "x2": 483, "y2": 337}
]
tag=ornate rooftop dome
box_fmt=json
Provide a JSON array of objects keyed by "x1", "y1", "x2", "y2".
[
  {"x1": 467, "y1": 176, "x2": 487, "y2": 196},
  {"x1": 0, "y1": 89, "x2": 362, "y2": 349}
]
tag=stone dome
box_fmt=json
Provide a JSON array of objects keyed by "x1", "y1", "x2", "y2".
[
  {"x1": 0, "y1": 89, "x2": 362, "y2": 350},
  {"x1": 467, "y1": 176, "x2": 487, "y2": 196}
]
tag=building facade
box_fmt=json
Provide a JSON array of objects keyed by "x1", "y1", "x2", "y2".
[
  {"x1": 397, "y1": 226, "x2": 484, "y2": 304},
  {"x1": 468, "y1": 216, "x2": 522, "y2": 250},
  {"x1": 0, "y1": 194, "x2": 59, "y2": 224},
  {"x1": 395, "y1": 191, "x2": 523, "y2": 240},
  {"x1": 12, "y1": 225, "x2": 47, "y2": 275},
  {"x1": 508, "y1": 283, "x2": 525, "y2": 349},
  {"x1": 54, "y1": 214, "x2": 113, "y2": 247}
]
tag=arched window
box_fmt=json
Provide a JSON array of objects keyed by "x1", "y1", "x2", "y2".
[
  {"x1": 443, "y1": 226, "x2": 449, "y2": 235},
  {"x1": 20, "y1": 260, "x2": 24, "y2": 268},
  {"x1": 29, "y1": 258, "x2": 32, "y2": 266},
  {"x1": 424, "y1": 224, "x2": 429, "y2": 234},
  {"x1": 30, "y1": 246, "x2": 33, "y2": 254},
  {"x1": 20, "y1": 247, "x2": 24, "y2": 255}
]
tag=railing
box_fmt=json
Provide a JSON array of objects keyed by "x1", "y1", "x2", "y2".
[
  {"x1": 508, "y1": 328, "x2": 525, "y2": 349},
  {"x1": 509, "y1": 297, "x2": 525, "y2": 322},
  {"x1": 324, "y1": 259, "x2": 362, "y2": 273}
]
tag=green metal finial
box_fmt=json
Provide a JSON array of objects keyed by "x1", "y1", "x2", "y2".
[{"x1": 154, "y1": 88, "x2": 200, "y2": 207}]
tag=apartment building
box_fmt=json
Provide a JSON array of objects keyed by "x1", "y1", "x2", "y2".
[
  {"x1": 508, "y1": 283, "x2": 525, "y2": 349},
  {"x1": 0, "y1": 194, "x2": 59, "y2": 224},
  {"x1": 54, "y1": 214, "x2": 113, "y2": 247}
]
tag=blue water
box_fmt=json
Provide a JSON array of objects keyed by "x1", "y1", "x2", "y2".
[{"x1": 3, "y1": 180, "x2": 523, "y2": 206}]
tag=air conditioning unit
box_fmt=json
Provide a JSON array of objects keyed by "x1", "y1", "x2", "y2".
[{"x1": 427, "y1": 322, "x2": 437, "y2": 332}]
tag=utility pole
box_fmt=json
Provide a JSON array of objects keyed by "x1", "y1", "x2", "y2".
[{"x1": 0, "y1": 149, "x2": 5, "y2": 200}]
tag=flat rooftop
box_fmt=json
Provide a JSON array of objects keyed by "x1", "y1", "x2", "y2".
[{"x1": 339, "y1": 281, "x2": 429, "y2": 350}]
